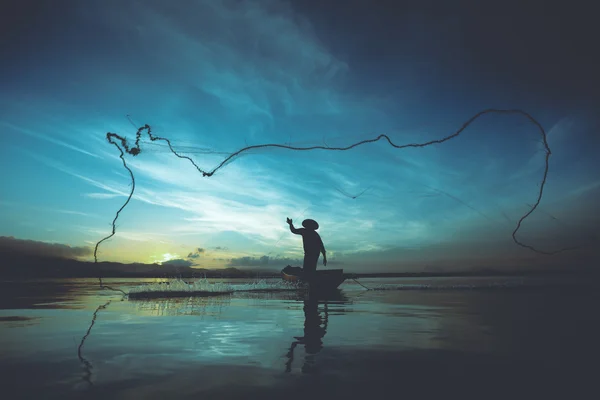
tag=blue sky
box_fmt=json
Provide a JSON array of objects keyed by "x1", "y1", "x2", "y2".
[{"x1": 1, "y1": 0, "x2": 598, "y2": 272}]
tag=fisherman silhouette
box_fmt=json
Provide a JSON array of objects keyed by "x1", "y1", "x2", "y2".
[{"x1": 286, "y1": 218, "x2": 327, "y2": 282}]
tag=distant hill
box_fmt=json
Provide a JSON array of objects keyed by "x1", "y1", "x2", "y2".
[{"x1": 0, "y1": 245, "x2": 273, "y2": 278}]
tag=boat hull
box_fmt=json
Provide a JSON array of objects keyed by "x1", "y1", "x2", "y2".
[{"x1": 281, "y1": 265, "x2": 346, "y2": 291}]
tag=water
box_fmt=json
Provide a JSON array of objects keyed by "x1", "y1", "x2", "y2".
[{"x1": 1, "y1": 276, "x2": 598, "y2": 399}]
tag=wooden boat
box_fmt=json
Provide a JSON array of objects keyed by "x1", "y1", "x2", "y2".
[{"x1": 281, "y1": 265, "x2": 346, "y2": 291}]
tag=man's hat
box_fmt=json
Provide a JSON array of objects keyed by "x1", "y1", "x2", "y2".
[{"x1": 302, "y1": 219, "x2": 319, "y2": 230}]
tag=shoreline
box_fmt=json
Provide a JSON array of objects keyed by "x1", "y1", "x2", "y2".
[{"x1": 2, "y1": 268, "x2": 597, "y2": 280}]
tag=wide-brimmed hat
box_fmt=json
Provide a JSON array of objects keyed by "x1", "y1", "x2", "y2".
[{"x1": 302, "y1": 219, "x2": 319, "y2": 230}]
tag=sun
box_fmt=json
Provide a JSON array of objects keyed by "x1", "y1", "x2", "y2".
[{"x1": 153, "y1": 253, "x2": 180, "y2": 265}]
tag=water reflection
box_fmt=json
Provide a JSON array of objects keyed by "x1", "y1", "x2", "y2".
[
  {"x1": 285, "y1": 289, "x2": 347, "y2": 374},
  {"x1": 0, "y1": 279, "x2": 86, "y2": 310},
  {"x1": 2, "y1": 278, "x2": 597, "y2": 398},
  {"x1": 78, "y1": 300, "x2": 112, "y2": 387}
]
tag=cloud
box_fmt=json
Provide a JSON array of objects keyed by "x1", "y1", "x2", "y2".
[
  {"x1": 0, "y1": 236, "x2": 92, "y2": 259},
  {"x1": 117, "y1": 0, "x2": 349, "y2": 119},
  {"x1": 187, "y1": 248, "x2": 205, "y2": 259},
  {"x1": 0, "y1": 121, "x2": 102, "y2": 159},
  {"x1": 83, "y1": 193, "x2": 122, "y2": 199},
  {"x1": 228, "y1": 255, "x2": 302, "y2": 268},
  {"x1": 0, "y1": 201, "x2": 98, "y2": 218},
  {"x1": 161, "y1": 258, "x2": 194, "y2": 268}
]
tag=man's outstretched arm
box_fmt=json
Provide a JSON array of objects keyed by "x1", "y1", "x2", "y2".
[{"x1": 286, "y1": 218, "x2": 303, "y2": 235}]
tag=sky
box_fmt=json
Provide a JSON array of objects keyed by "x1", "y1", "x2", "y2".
[{"x1": 1, "y1": 0, "x2": 599, "y2": 272}]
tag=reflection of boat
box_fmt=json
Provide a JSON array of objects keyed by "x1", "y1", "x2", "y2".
[
  {"x1": 233, "y1": 289, "x2": 348, "y2": 303},
  {"x1": 282, "y1": 265, "x2": 346, "y2": 292}
]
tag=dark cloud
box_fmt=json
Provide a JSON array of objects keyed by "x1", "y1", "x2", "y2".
[
  {"x1": 213, "y1": 246, "x2": 228, "y2": 251},
  {"x1": 227, "y1": 254, "x2": 341, "y2": 269},
  {"x1": 161, "y1": 259, "x2": 194, "y2": 268},
  {"x1": 228, "y1": 255, "x2": 269, "y2": 267},
  {"x1": 298, "y1": 0, "x2": 599, "y2": 107},
  {"x1": 0, "y1": 236, "x2": 92, "y2": 259},
  {"x1": 335, "y1": 233, "x2": 600, "y2": 273},
  {"x1": 228, "y1": 255, "x2": 302, "y2": 269},
  {"x1": 187, "y1": 248, "x2": 206, "y2": 259}
]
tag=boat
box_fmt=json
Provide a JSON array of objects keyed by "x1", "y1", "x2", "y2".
[{"x1": 281, "y1": 265, "x2": 346, "y2": 291}]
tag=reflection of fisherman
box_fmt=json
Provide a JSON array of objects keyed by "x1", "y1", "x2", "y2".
[
  {"x1": 285, "y1": 295, "x2": 327, "y2": 373},
  {"x1": 300, "y1": 296, "x2": 325, "y2": 354},
  {"x1": 286, "y1": 218, "x2": 327, "y2": 282}
]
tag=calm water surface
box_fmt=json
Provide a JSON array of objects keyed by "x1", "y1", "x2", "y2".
[{"x1": 1, "y1": 276, "x2": 598, "y2": 399}]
